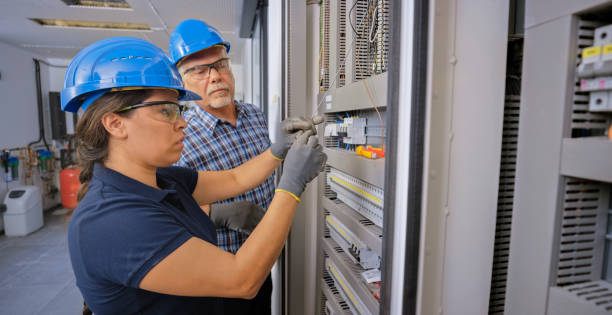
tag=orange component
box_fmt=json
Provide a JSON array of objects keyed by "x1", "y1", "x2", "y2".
[
  {"x1": 609, "y1": 124, "x2": 612, "y2": 140},
  {"x1": 60, "y1": 166, "x2": 81, "y2": 210},
  {"x1": 367, "y1": 146, "x2": 385, "y2": 158},
  {"x1": 356, "y1": 146, "x2": 386, "y2": 159},
  {"x1": 356, "y1": 146, "x2": 374, "y2": 159}
]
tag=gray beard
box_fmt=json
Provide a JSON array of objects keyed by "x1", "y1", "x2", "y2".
[{"x1": 209, "y1": 97, "x2": 231, "y2": 108}]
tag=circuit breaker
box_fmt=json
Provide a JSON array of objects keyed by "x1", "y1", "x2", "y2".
[
  {"x1": 578, "y1": 24, "x2": 612, "y2": 112},
  {"x1": 324, "y1": 117, "x2": 367, "y2": 145}
]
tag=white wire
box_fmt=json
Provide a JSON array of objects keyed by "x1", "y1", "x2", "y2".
[{"x1": 369, "y1": 5, "x2": 378, "y2": 43}]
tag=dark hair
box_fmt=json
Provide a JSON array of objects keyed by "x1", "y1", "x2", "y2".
[
  {"x1": 75, "y1": 89, "x2": 153, "y2": 201},
  {"x1": 83, "y1": 301, "x2": 92, "y2": 315}
]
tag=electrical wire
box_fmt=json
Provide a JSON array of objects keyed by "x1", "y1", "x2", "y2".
[
  {"x1": 315, "y1": 0, "x2": 387, "y2": 151},
  {"x1": 313, "y1": 0, "x2": 373, "y2": 117},
  {"x1": 348, "y1": 0, "x2": 359, "y2": 36},
  {"x1": 355, "y1": 0, "x2": 385, "y2": 149},
  {"x1": 318, "y1": 0, "x2": 326, "y2": 93},
  {"x1": 369, "y1": 5, "x2": 378, "y2": 43}
]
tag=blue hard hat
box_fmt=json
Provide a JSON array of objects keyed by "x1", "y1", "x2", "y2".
[
  {"x1": 169, "y1": 19, "x2": 231, "y2": 66},
  {"x1": 61, "y1": 37, "x2": 201, "y2": 113}
]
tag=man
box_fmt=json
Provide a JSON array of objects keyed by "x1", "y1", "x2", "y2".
[{"x1": 169, "y1": 19, "x2": 321, "y2": 314}]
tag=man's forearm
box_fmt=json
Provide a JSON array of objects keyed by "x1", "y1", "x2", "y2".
[{"x1": 230, "y1": 149, "x2": 281, "y2": 192}]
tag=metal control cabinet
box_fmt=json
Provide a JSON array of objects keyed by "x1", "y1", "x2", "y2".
[
  {"x1": 316, "y1": 1, "x2": 389, "y2": 314},
  {"x1": 505, "y1": 1, "x2": 612, "y2": 314}
]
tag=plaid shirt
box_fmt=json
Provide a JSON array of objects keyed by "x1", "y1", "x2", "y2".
[{"x1": 176, "y1": 101, "x2": 274, "y2": 253}]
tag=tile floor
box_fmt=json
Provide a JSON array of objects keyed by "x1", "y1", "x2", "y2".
[{"x1": 0, "y1": 209, "x2": 83, "y2": 315}]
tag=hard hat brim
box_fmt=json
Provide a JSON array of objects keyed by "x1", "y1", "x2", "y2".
[{"x1": 62, "y1": 84, "x2": 202, "y2": 113}]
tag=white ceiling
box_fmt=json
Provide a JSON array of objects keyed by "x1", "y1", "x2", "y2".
[{"x1": 0, "y1": 0, "x2": 247, "y2": 63}]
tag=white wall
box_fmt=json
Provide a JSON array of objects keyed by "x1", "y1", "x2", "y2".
[
  {"x1": 0, "y1": 41, "x2": 44, "y2": 149},
  {"x1": 242, "y1": 38, "x2": 253, "y2": 105},
  {"x1": 0, "y1": 41, "x2": 66, "y2": 208},
  {"x1": 48, "y1": 64, "x2": 67, "y2": 92},
  {"x1": 232, "y1": 63, "x2": 244, "y2": 103},
  {"x1": 0, "y1": 45, "x2": 67, "y2": 149}
]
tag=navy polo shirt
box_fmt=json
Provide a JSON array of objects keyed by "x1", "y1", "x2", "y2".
[{"x1": 68, "y1": 164, "x2": 222, "y2": 315}]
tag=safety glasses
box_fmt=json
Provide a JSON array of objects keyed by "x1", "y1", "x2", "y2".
[
  {"x1": 181, "y1": 58, "x2": 231, "y2": 80},
  {"x1": 116, "y1": 101, "x2": 189, "y2": 124}
]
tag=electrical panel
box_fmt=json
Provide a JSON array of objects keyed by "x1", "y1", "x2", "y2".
[
  {"x1": 507, "y1": 4, "x2": 612, "y2": 314},
  {"x1": 317, "y1": 1, "x2": 389, "y2": 314},
  {"x1": 553, "y1": 15, "x2": 612, "y2": 297},
  {"x1": 544, "y1": 15, "x2": 612, "y2": 315}
]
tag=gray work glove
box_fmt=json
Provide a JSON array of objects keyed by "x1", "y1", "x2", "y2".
[
  {"x1": 209, "y1": 201, "x2": 266, "y2": 235},
  {"x1": 270, "y1": 114, "x2": 325, "y2": 160},
  {"x1": 276, "y1": 130, "x2": 328, "y2": 201}
]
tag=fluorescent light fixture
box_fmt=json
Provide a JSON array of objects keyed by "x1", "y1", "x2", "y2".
[
  {"x1": 30, "y1": 18, "x2": 150, "y2": 31},
  {"x1": 61, "y1": 0, "x2": 131, "y2": 8}
]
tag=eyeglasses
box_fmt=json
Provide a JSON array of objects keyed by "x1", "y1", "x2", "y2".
[
  {"x1": 116, "y1": 101, "x2": 189, "y2": 124},
  {"x1": 181, "y1": 58, "x2": 231, "y2": 80}
]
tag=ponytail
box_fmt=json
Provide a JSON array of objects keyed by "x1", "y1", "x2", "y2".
[
  {"x1": 76, "y1": 158, "x2": 94, "y2": 202},
  {"x1": 82, "y1": 301, "x2": 92, "y2": 315}
]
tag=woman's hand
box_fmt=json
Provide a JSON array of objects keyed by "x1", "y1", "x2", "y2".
[
  {"x1": 275, "y1": 130, "x2": 327, "y2": 201},
  {"x1": 193, "y1": 115, "x2": 325, "y2": 205}
]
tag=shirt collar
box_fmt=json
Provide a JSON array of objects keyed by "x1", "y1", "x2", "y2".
[
  {"x1": 183, "y1": 100, "x2": 248, "y2": 136},
  {"x1": 93, "y1": 163, "x2": 176, "y2": 202},
  {"x1": 235, "y1": 101, "x2": 248, "y2": 128}
]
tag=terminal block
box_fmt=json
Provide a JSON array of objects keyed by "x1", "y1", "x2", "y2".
[
  {"x1": 326, "y1": 258, "x2": 373, "y2": 315},
  {"x1": 324, "y1": 117, "x2": 367, "y2": 145},
  {"x1": 327, "y1": 167, "x2": 384, "y2": 227},
  {"x1": 326, "y1": 214, "x2": 381, "y2": 269},
  {"x1": 578, "y1": 24, "x2": 612, "y2": 78},
  {"x1": 580, "y1": 76, "x2": 612, "y2": 91}
]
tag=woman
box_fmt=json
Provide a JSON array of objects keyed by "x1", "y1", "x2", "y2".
[{"x1": 63, "y1": 37, "x2": 326, "y2": 314}]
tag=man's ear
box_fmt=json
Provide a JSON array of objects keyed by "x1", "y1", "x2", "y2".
[{"x1": 101, "y1": 112, "x2": 128, "y2": 139}]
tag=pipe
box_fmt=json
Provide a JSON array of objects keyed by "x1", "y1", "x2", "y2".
[{"x1": 28, "y1": 59, "x2": 50, "y2": 152}]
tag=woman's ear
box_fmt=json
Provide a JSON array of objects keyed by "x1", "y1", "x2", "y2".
[{"x1": 101, "y1": 113, "x2": 128, "y2": 139}]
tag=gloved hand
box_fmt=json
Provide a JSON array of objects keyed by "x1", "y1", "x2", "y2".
[
  {"x1": 270, "y1": 114, "x2": 325, "y2": 160},
  {"x1": 276, "y1": 130, "x2": 328, "y2": 202},
  {"x1": 209, "y1": 201, "x2": 266, "y2": 235}
]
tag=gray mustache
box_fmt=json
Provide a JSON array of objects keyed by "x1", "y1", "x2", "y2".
[{"x1": 207, "y1": 84, "x2": 230, "y2": 95}]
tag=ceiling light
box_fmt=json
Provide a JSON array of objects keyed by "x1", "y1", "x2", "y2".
[
  {"x1": 61, "y1": 0, "x2": 131, "y2": 8},
  {"x1": 30, "y1": 18, "x2": 150, "y2": 31}
]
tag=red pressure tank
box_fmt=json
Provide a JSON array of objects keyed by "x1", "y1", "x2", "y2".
[{"x1": 60, "y1": 166, "x2": 80, "y2": 210}]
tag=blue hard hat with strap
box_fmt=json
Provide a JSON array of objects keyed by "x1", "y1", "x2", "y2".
[
  {"x1": 168, "y1": 19, "x2": 231, "y2": 66},
  {"x1": 61, "y1": 37, "x2": 201, "y2": 113}
]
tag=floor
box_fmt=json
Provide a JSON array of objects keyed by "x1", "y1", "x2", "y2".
[{"x1": 0, "y1": 209, "x2": 83, "y2": 315}]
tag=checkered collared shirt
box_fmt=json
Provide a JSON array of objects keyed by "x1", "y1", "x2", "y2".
[{"x1": 176, "y1": 101, "x2": 274, "y2": 253}]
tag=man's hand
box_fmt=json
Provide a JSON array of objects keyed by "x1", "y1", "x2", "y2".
[
  {"x1": 209, "y1": 201, "x2": 266, "y2": 234},
  {"x1": 270, "y1": 114, "x2": 325, "y2": 160}
]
